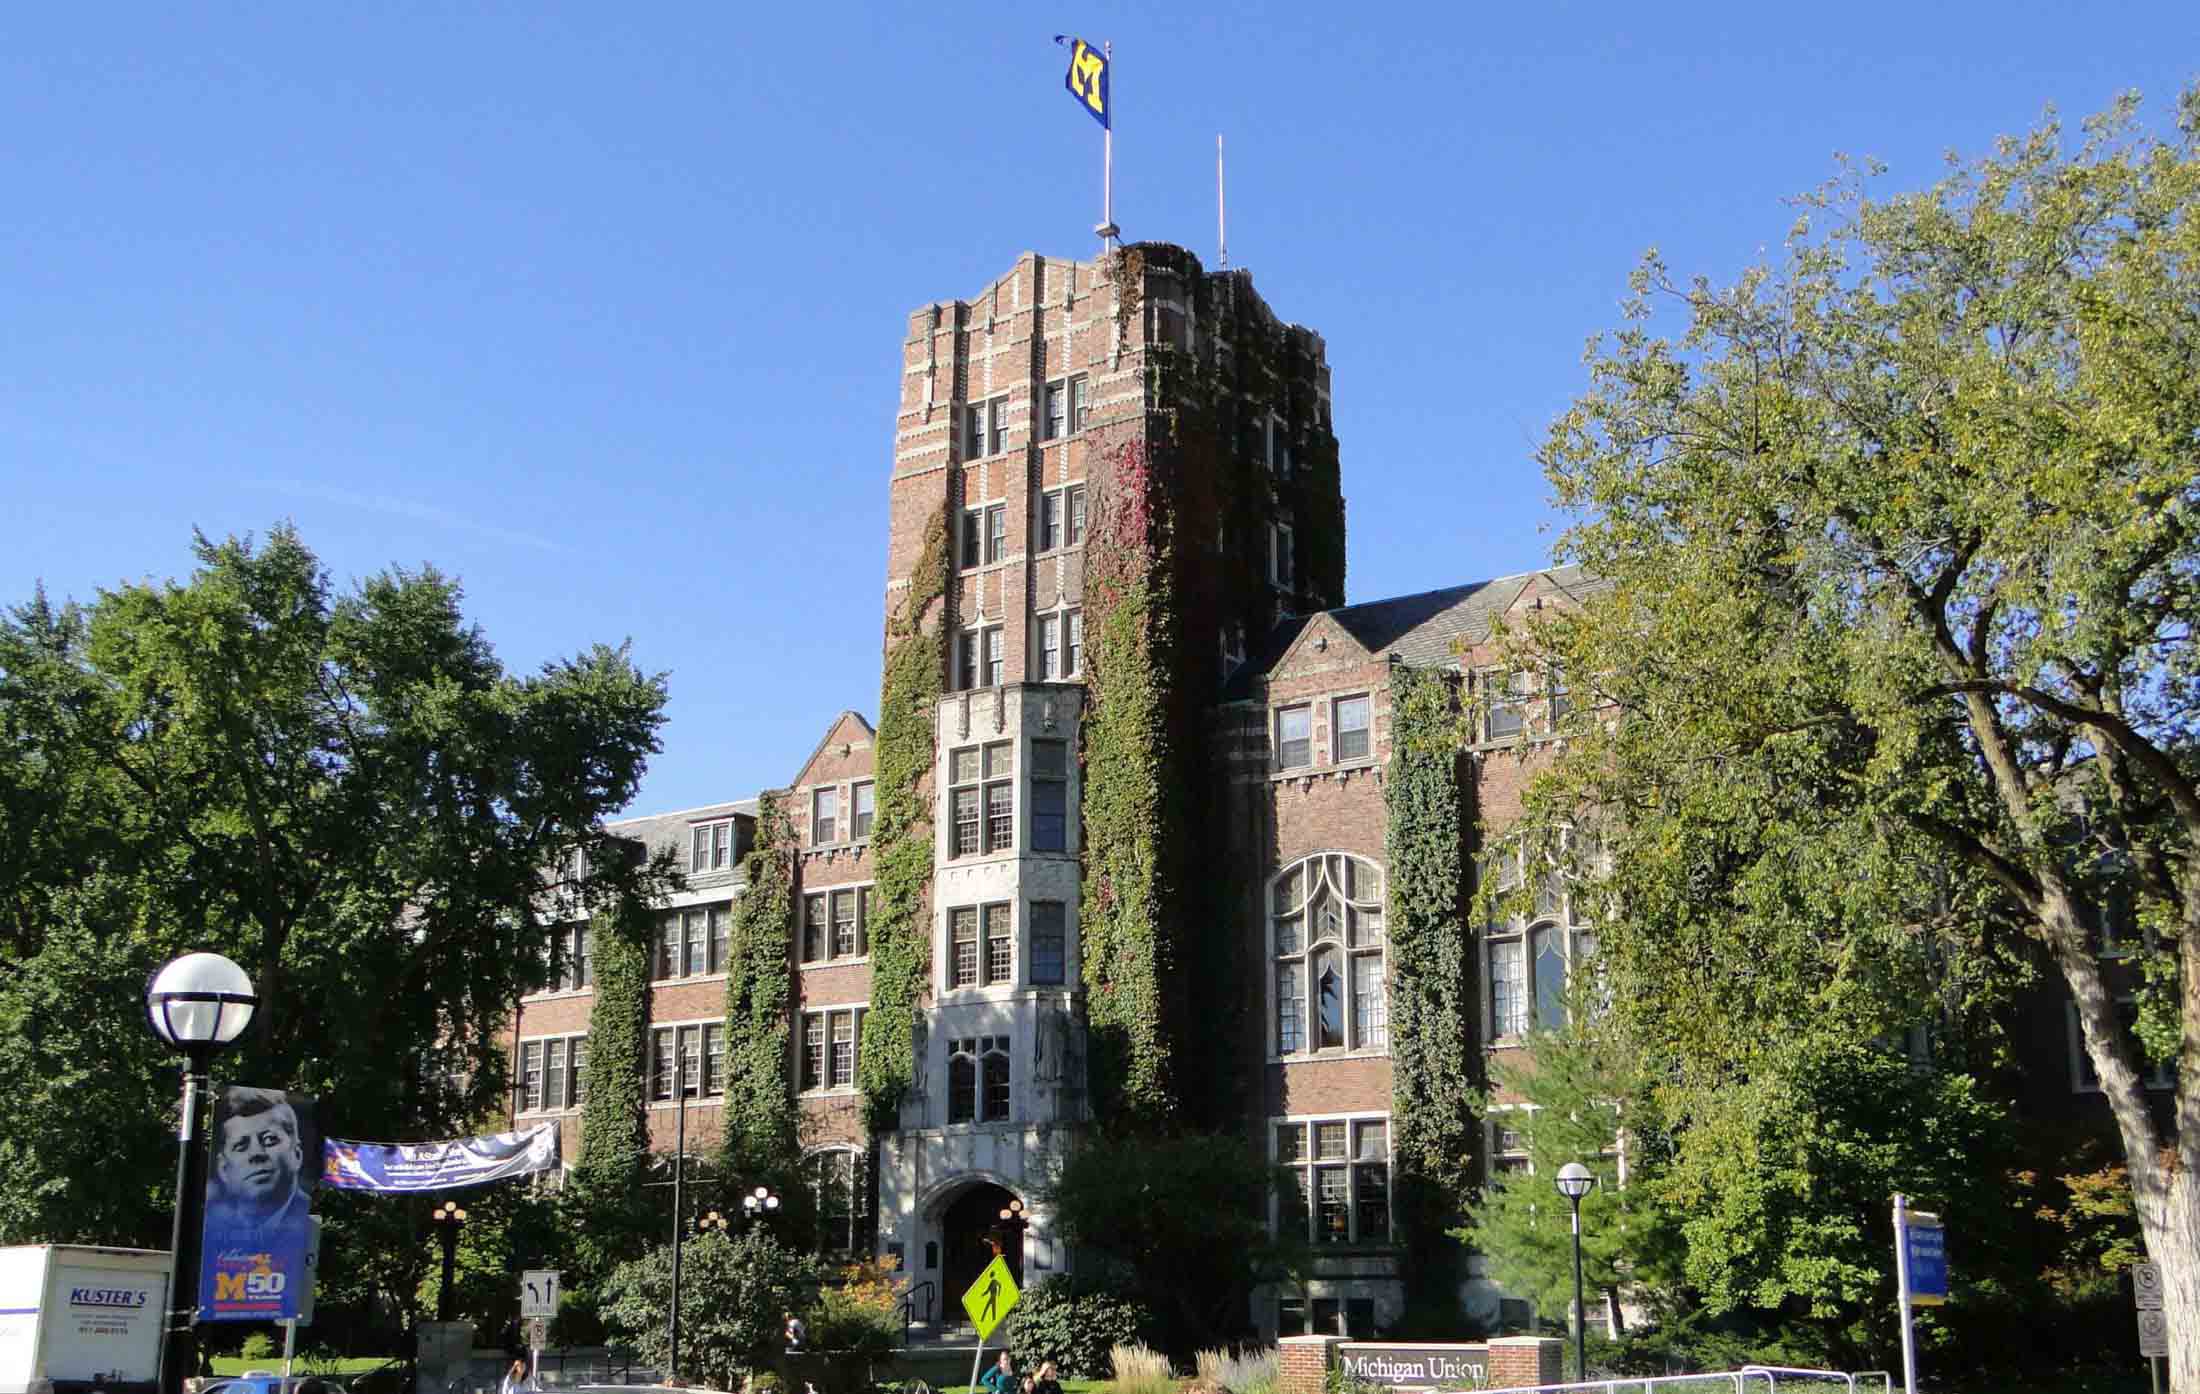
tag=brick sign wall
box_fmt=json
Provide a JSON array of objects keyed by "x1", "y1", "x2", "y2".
[{"x1": 1338, "y1": 1344, "x2": 1491, "y2": 1388}]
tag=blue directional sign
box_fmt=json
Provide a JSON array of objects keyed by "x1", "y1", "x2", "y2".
[{"x1": 1903, "y1": 1217, "x2": 1948, "y2": 1306}]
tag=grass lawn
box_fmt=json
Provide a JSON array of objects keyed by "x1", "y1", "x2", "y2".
[{"x1": 209, "y1": 1358, "x2": 394, "y2": 1376}]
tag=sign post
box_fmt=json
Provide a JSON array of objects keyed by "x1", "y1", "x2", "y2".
[
  {"x1": 1892, "y1": 1195, "x2": 1946, "y2": 1394},
  {"x1": 521, "y1": 1269, "x2": 561, "y2": 1383},
  {"x1": 2132, "y1": 1261, "x2": 2165, "y2": 1394},
  {"x1": 959, "y1": 1256, "x2": 1022, "y2": 1394}
]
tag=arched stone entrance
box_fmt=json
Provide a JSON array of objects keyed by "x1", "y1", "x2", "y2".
[{"x1": 940, "y1": 1180, "x2": 1023, "y2": 1319}]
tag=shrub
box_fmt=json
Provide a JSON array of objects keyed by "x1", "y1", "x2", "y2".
[
  {"x1": 1196, "y1": 1347, "x2": 1276, "y2": 1394},
  {"x1": 1109, "y1": 1341, "x2": 1173, "y2": 1394},
  {"x1": 238, "y1": 1332, "x2": 276, "y2": 1364},
  {"x1": 1006, "y1": 1275, "x2": 1157, "y2": 1380},
  {"x1": 598, "y1": 1228, "x2": 823, "y2": 1390}
]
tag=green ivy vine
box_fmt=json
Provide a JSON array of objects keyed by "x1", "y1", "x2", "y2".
[
  {"x1": 859, "y1": 502, "x2": 950, "y2": 1129},
  {"x1": 564, "y1": 896, "x2": 656, "y2": 1281},
  {"x1": 1383, "y1": 663, "x2": 1479, "y2": 1272},
  {"x1": 1080, "y1": 435, "x2": 1186, "y2": 1127},
  {"x1": 719, "y1": 792, "x2": 796, "y2": 1174}
]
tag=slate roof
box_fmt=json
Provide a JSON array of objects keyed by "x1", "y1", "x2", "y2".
[
  {"x1": 607, "y1": 797, "x2": 758, "y2": 860},
  {"x1": 1224, "y1": 563, "x2": 1603, "y2": 700}
]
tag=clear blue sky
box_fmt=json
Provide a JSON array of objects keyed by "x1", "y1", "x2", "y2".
[{"x1": 6, "y1": 4, "x2": 2193, "y2": 816}]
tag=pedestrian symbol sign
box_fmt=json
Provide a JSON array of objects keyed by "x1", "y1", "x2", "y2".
[{"x1": 960, "y1": 1256, "x2": 1020, "y2": 1341}]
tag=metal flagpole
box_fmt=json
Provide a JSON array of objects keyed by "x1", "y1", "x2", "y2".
[
  {"x1": 1097, "y1": 41, "x2": 1118, "y2": 245},
  {"x1": 1217, "y1": 133, "x2": 1227, "y2": 267}
]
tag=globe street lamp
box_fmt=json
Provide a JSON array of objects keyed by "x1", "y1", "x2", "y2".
[
  {"x1": 742, "y1": 1185, "x2": 781, "y2": 1227},
  {"x1": 1554, "y1": 1162, "x2": 1596, "y2": 1383},
  {"x1": 697, "y1": 1209, "x2": 731, "y2": 1237},
  {"x1": 431, "y1": 1201, "x2": 469, "y2": 1322},
  {"x1": 145, "y1": 952, "x2": 259, "y2": 1394}
]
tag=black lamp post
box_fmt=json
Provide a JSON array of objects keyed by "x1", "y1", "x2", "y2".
[
  {"x1": 996, "y1": 1198, "x2": 1027, "y2": 1267},
  {"x1": 431, "y1": 1201, "x2": 469, "y2": 1322},
  {"x1": 145, "y1": 952, "x2": 259, "y2": 1394},
  {"x1": 1554, "y1": 1162, "x2": 1595, "y2": 1382}
]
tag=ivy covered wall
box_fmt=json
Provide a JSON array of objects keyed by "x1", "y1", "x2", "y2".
[
  {"x1": 563, "y1": 897, "x2": 656, "y2": 1281},
  {"x1": 719, "y1": 792, "x2": 796, "y2": 1175},
  {"x1": 1383, "y1": 663, "x2": 1480, "y2": 1274},
  {"x1": 859, "y1": 502, "x2": 950, "y2": 1130}
]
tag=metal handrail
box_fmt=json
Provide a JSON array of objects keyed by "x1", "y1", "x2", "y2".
[
  {"x1": 1464, "y1": 1365, "x2": 1886, "y2": 1394},
  {"x1": 1739, "y1": 1365, "x2": 1874, "y2": 1394}
]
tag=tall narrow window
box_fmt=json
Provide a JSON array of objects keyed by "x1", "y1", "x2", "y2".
[
  {"x1": 1275, "y1": 704, "x2": 1312, "y2": 769},
  {"x1": 571, "y1": 1039, "x2": 588, "y2": 1107},
  {"x1": 833, "y1": 890, "x2": 859, "y2": 958},
  {"x1": 1334, "y1": 695, "x2": 1371, "y2": 761},
  {"x1": 983, "y1": 627, "x2": 1005, "y2": 686},
  {"x1": 803, "y1": 1015, "x2": 826, "y2": 1091},
  {"x1": 522, "y1": 1041, "x2": 544, "y2": 1112},
  {"x1": 1030, "y1": 901, "x2": 1067, "y2": 985},
  {"x1": 1039, "y1": 613, "x2": 1062, "y2": 678},
  {"x1": 812, "y1": 787, "x2": 839, "y2": 845},
  {"x1": 1067, "y1": 608, "x2": 1084, "y2": 675},
  {"x1": 1040, "y1": 491, "x2": 1063, "y2": 551},
  {"x1": 950, "y1": 746, "x2": 982, "y2": 857},
  {"x1": 1043, "y1": 380, "x2": 1068, "y2": 441},
  {"x1": 1490, "y1": 937, "x2": 1528, "y2": 1037},
  {"x1": 986, "y1": 504, "x2": 1007, "y2": 564},
  {"x1": 982, "y1": 1038, "x2": 1012, "y2": 1121},
  {"x1": 983, "y1": 742, "x2": 1013, "y2": 851},
  {"x1": 656, "y1": 918, "x2": 681, "y2": 980},
  {"x1": 984, "y1": 903, "x2": 1013, "y2": 985},
  {"x1": 650, "y1": 1030, "x2": 675, "y2": 1102},
  {"x1": 683, "y1": 909, "x2": 706, "y2": 977},
  {"x1": 1067, "y1": 485, "x2": 1087, "y2": 544},
  {"x1": 804, "y1": 894, "x2": 828, "y2": 963},
  {"x1": 830, "y1": 1011, "x2": 858, "y2": 1088},
  {"x1": 709, "y1": 908, "x2": 729, "y2": 974},
  {"x1": 1030, "y1": 740, "x2": 1068, "y2": 852},
  {"x1": 1069, "y1": 376, "x2": 1091, "y2": 432},
  {"x1": 949, "y1": 1039, "x2": 977, "y2": 1123},
  {"x1": 961, "y1": 508, "x2": 984, "y2": 570},
  {"x1": 951, "y1": 907, "x2": 979, "y2": 988},
  {"x1": 703, "y1": 1024, "x2": 725, "y2": 1097},
  {"x1": 957, "y1": 631, "x2": 980, "y2": 692},
  {"x1": 1487, "y1": 670, "x2": 1529, "y2": 741},
  {"x1": 851, "y1": 781, "x2": 875, "y2": 839},
  {"x1": 1277, "y1": 964, "x2": 1306, "y2": 1055},
  {"x1": 1535, "y1": 924, "x2": 1569, "y2": 1029},
  {"x1": 1272, "y1": 522, "x2": 1295, "y2": 589}
]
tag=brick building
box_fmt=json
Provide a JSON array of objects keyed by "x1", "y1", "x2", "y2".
[{"x1": 503, "y1": 241, "x2": 1656, "y2": 1337}]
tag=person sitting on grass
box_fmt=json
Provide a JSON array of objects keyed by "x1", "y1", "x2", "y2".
[{"x1": 978, "y1": 1351, "x2": 1017, "y2": 1394}]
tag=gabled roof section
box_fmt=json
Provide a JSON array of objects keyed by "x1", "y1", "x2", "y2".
[
  {"x1": 1224, "y1": 564, "x2": 1602, "y2": 699},
  {"x1": 790, "y1": 710, "x2": 877, "y2": 789}
]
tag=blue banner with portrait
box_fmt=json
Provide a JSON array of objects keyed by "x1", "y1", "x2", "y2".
[
  {"x1": 321, "y1": 1124, "x2": 558, "y2": 1194},
  {"x1": 200, "y1": 1087, "x2": 320, "y2": 1322}
]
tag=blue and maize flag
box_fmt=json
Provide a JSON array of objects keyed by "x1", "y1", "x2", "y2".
[{"x1": 1055, "y1": 35, "x2": 1109, "y2": 130}]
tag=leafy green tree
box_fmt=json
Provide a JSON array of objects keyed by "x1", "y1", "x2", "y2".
[
  {"x1": 1039, "y1": 1130, "x2": 1271, "y2": 1356},
  {"x1": 1513, "y1": 88, "x2": 2200, "y2": 1383},
  {"x1": 1454, "y1": 1028, "x2": 1682, "y2": 1336},
  {"x1": 598, "y1": 1229, "x2": 822, "y2": 1389},
  {"x1": 0, "y1": 525, "x2": 672, "y2": 1323}
]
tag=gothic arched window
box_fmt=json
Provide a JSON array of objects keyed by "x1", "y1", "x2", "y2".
[{"x1": 1272, "y1": 853, "x2": 1386, "y2": 1056}]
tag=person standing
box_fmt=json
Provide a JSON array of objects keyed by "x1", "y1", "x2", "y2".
[
  {"x1": 979, "y1": 1352, "x2": 1016, "y2": 1394},
  {"x1": 1034, "y1": 1360, "x2": 1063, "y2": 1394},
  {"x1": 499, "y1": 1360, "x2": 533, "y2": 1394}
]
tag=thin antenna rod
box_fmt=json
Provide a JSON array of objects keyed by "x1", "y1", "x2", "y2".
[{"x1": 1217, "y1": 133, "x2": 1227, "y2": 268}]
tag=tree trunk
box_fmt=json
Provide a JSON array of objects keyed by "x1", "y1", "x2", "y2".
[{"x1": 2138, "y1": 1169, "x2": 2199, "y2": 1394}]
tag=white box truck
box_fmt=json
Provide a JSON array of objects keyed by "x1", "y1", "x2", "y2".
[{"x1": 0, "y1": 1246, "x2": 172, "y2": 1394}]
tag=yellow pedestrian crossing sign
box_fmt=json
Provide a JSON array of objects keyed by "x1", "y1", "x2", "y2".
[{"x1": 960, "y1": 1255, "x2": 1020, "y2": 1341}]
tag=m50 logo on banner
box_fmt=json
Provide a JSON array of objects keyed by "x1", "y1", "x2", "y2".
[{"x1": 214, "y1": 1266, "x2": 288, "y2": 1302}]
